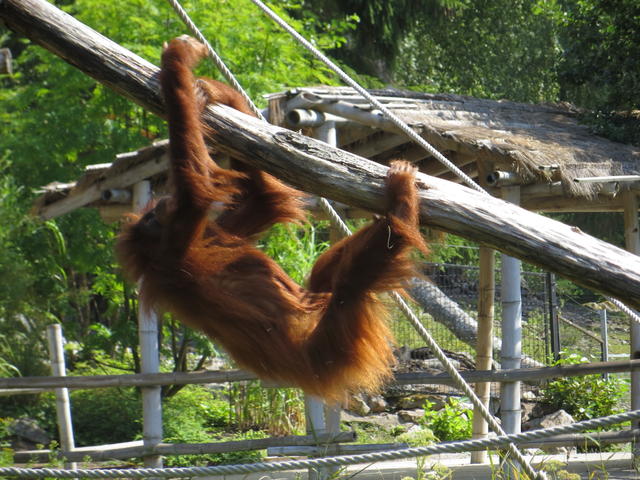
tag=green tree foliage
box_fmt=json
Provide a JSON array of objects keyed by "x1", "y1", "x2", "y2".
[
  {"x1": 541, "y1": 353, "x2": 628, "y2": 421},
  {"x1": 394, "y1": 0, "x2": 561, "y2": 102},
  {"x1": 298, "y1": 0, "x2": 464, "y2": 80},
  {"x1": 555, "y1": 0, "x2": 640, "y2": 111}
]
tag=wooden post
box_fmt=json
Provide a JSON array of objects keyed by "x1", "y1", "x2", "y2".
[
  {"x1": 133, "y1": 181, "x2": 163, "y2": 469},
  {"x1": 624, "y1": 191, "x2": 640, "y2": 468},
  {"x1": 471, "y1": 247, "x2": 495, "y2": 464},
  {"x1": 46, "y1": 324, "x2": 77, "y2": 471}
]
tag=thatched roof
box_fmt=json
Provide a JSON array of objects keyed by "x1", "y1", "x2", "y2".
[
  {"x1": 34, "y1": 86, "x2": 639, "y2": 220},
  {"x1": 268, "y1": 87, "x2": 639, "y2": 199}
]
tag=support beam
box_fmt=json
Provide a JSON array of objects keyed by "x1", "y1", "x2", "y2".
[
  {"x1": 133, "y1": 181, "x2": 163, "y2": 469},
  {"x1": 499, "y1": 187, "x2": 523, "y2": 479},
  {"x1": 471, "y1": 247, "x2": 495, "y2": 464},
  {"x1": 46, "y1": 324, "x2": 77, "y2": 471},
  {"x1": 2, "y1": 0, "x2": 640, "y2": 309}
]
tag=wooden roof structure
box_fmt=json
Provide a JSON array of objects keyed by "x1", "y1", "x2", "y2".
[{"x1": 34, "y1": 86, "x2": 640, "y2": 221}]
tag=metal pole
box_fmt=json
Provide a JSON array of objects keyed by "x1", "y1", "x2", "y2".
[
  {"x1": 46, "y1": 324, "x2": 77, "y2": 471},
  {"x1": 600, "y1": 309, "x2": 609, "y2": 381},
  {"x1": 133, "y1": 181, "x2": 163, "y2": 469},
  {"x1": 623, "y1": 191, "x2": 640, "y2": 468},
  {"x1": 500, "y1": 186, "x2": 522, "y2": 477},
  {"x1": 547, "y1": 272, "x2": 561, "y2": 363},
  {"x1": 305, "y1": 120, "x2": 340, "y2": 480}
]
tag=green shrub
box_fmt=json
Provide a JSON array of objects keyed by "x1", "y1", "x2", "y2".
[
  {"x1": 70, "y1": 387, "x2": 141, "y2": 446},
  {"x1": 541, "y1": 353, "x2": 628, "y2": 421},
  {"x1": 164, "y1": 385, "x2": 230, "y2": 434},
  {"x1": 421, "y1": 398, "x2": 473, "y2": 442}
]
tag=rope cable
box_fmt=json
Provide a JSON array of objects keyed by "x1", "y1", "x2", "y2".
[
  {"x1": 1, "y1": 410, "x2": 638, "y2": 478},
  {"x1": 164, "y1": 0, "x2": 265, "y2": 120},
  {"x1": 248, "y1": 0, "x2": 485, "y2": 195}
]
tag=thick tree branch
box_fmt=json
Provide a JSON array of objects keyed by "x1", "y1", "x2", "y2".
[{"x1": 2, "y1": 0, "x2": 640, "y2": 309}]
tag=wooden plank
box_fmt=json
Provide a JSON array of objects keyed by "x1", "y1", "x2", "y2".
[
  {"x1": 38, "y1": 153, "x2": 169, "y2": 220},
  {"x1": 2, "y1": 0, "x2": 640, "y2": 309},
  {"x1": 1, "y1": 360, "x2": 639, "y2": 391},
  {"x1": 13, "y1": 432, "x2": 356, "y2": 463},
  {"x1": 394, "y1": 359, "x2": 640, "y2": 385},
  {"x1": 0, "y1": 369, "x2": 257, "y2": 390}
]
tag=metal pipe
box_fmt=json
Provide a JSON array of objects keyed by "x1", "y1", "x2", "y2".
[
  {"x1": 486, "y1": 171, "x2": 521, "y2": 187},
  {"x1": 624, "y1": 192, "x2": 640, "y2": 468},
  {"x1": 47, "y1": 324, "x2": 77, "y2": 471},
  {"x1": 101, "y1": 188, "x2": 131, "y2": 204},
  {"x1": 286, "y1": 92, "x2": 401, "y2": 132},
  {"x1": 286, "y1": 109, "x2": 348, "y2": 128},
  {"x1": 574, "y1": 175, "x2": 640, "y2": 183}
]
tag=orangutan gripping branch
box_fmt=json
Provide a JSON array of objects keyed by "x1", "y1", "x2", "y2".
[{"x1": 117, "y1": 36, "x2": 427, "y2": 401}]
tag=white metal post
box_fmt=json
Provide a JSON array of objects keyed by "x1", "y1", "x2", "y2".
[
  {"x1": 500, "y1": 187, "x2": 522, "y2": 476},
  {"x1": 133, "y1": 180, "x2": 163, "y2": 469},
  {"x1": 306, "y1": 120, "x2": 340, "y2": 480},
  {"x1": 46, "y1": 324, "x2": 77, "y2": 470}
]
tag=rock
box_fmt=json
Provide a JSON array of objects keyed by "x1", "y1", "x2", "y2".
[
  {"x1": 524, "y1": 409, "x2": 575, "y2": 431},
  {"x1": 397, "y1": 394, "x2": 427, "y2": 410},
  {"x1": 367, "y1": 394, "x2": 388, "y2": 413},
  {"x1": 523, "y1": 409, "x2": 575, "y2": 454},
  {"x1": 341, "y1": 411, "x2": 400, "y2": 429},
  {"x1": 397, "y1": 409, "x2": 425, "y2": 424},
  {"x1": 521, "y1": 401, "x2": 537, "y2": 423},
  {"x1": 9, "y1": 418, "x2": 50, "y2": 446},
  {"x1": 396, "y1": 394, "x2": 445, "y2": 410},
  {"x1": 522, "y1": 390, "x2": 537, "y2": 401},
  {"x1": 422, "y1": 358, "x2": 461, "y2": 370},
  {"x1": 405, "y1": 423, "x2": 424, "y2": 434},
  {"x1": 346, "y1": 393, "x2": 370, "y2": 416}
]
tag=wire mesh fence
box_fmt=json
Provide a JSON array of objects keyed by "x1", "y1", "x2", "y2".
[{"x1": 390, "y1": 247, "x2": 627, "y2": 401}]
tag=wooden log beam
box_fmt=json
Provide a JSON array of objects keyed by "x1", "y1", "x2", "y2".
[{"x1": 2, "y1": 0, "x2": 640, "y2": 309}]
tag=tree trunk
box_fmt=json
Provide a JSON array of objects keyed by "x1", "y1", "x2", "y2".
[{"x1": 2, "y1": 0, "x2": 640, "y2": 309}]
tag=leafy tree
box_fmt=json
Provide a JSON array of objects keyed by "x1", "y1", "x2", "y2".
[
  {"x1": 298, "y1": 0, "x2": 466, "y2": 80},
  {"x1": 394, "y1": 0, "x2": 561, "y2": 102},
  {"x1": 555, "y1": 0, "x2": 640, "y2": 111}
]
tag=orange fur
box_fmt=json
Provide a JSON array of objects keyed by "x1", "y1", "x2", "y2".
[{"x1": 117, "y1": 36, "x2": 427, "y2": 402}]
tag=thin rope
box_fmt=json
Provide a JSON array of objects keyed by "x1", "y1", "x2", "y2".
[
  {"x1": 1, "y1": 410, "x2": 637, "y2": 478},
  {"x1": 248, "y1": 0, "x2": 485, "y2": 195},
  {"x1": 164, "y1": 0, "x2": 265, "y2": 120}
]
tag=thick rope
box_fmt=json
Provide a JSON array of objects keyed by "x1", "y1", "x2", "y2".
[
  {"x1": 610, "y1": 297, "x2": 640, "y2": 325},
  {"x1": 2, "y1": 410, "x2": 638, "y2": 478}
]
